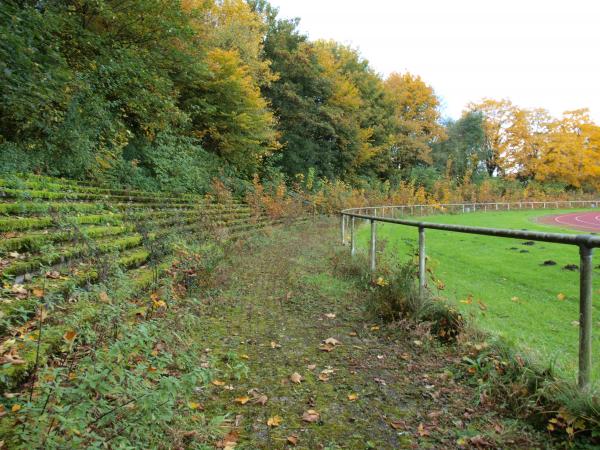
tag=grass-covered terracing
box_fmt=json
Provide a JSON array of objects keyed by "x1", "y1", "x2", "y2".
[{"x1": 0, "y1": 174, "x2": 298, "y2": 403}]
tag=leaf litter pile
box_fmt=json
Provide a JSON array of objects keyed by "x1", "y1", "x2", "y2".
[{"x1": 184, "y1": 219, "x2": 549, "y2": 449}]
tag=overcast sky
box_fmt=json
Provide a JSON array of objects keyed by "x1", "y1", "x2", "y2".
[{"x1": 269, "y1": 0, "x2": 600, "y2": 122}]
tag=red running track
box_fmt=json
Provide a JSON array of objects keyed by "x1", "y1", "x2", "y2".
[{"x1": 539, "y1": 210, "x2": 600, "y2": 232}]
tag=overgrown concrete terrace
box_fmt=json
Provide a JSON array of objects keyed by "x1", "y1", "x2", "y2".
[{"x1": 192, "y1": 218, "x2": 549, "y2": 449}]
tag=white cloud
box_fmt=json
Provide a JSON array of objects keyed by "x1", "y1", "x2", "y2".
[{"x1": 269, "y1": 0, "x2": 600, "y2": 122}]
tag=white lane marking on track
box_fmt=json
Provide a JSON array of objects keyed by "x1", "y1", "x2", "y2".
[
  {"x1": 553, "y1": 213, "x2": 600, "y2": 231},
  {"x1": 574, "y1": 213, "x2": 600, "y2": 226}
]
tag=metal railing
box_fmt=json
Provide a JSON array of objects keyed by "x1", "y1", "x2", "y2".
[{"x1": 340, "y1": 200, "x2": 600, "y2": 390}]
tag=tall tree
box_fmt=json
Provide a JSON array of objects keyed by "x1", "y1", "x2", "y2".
[
  {"x1": 536, "y1": 109, "x2": 600, "y2": 188},
  {"x1": 431, "y1": 112, "x2": 487, "y2": 179},
  {"x1": 466, "y1": 98, "x2": 515, "y2": 176},
  {"x1": 384, "y1": 73, "x2": 445, "y2": 176}
]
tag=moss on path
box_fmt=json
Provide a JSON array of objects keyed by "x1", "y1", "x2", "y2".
[{"x1": 186, "y1": 219, "x2": 551, "y2": 449}]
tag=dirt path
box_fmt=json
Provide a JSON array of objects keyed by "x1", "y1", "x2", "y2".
[{"x1": 190, "y1": 219, "x2": 551, "y2": 449}]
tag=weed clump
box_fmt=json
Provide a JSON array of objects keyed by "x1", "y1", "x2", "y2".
[
  {"x1": 367, "y1": 259, "x2": 463, "y2": 343},
  {"x1": 459, "y1": 333, "x2": 600, "y2": 444}
]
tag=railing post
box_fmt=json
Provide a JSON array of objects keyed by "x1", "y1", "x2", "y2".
[
  {"x1": 351, "y1": 216, "x2": 356, "y2": 256},
  {"x1": 370, "y1": 219, "x2": 377, "y2": 273},
  {"x1": 419, "y1": 226, "x2": 426, "y2": 299},
  {"x1": 578, "y1": 245, "x2": 593, "y2": 390},
  {"x1": 340, "y1": 214, "x2": 346, "y2": 245}
]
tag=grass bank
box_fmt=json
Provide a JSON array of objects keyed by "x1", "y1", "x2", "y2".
[{"x1": 356, "y1": 209, "x2": 600, "y2": 383}]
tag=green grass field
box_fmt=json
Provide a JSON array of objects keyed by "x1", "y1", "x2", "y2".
[{"x1": 356, "y1": 209, "x2": 600, "y2": 383}]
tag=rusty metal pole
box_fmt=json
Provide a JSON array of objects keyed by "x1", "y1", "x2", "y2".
[
  {"x1": 578, "y1": 245, "x2": 593, "y2": 390},
  {"x1": 419, "y1": 226, "x2": 426, "y2": 300},
  {"x1": 370, "y1": 219, "x2": 377, "y2": 273}
]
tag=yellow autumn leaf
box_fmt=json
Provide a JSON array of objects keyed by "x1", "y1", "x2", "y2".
[
  {"x1": 187, "y1": 401, "x2": 203, "y2": 410},
  {"x1": 11, "y1": 404, "x2": 21, "y2": 413},
  {"x1": 63, "y1": 330, "x2": 77, "y2": 343},
  {"x1": 212, "y1": 379, "x2": 225, "y2": 386},
  {"x1": 234, "y1": 396, "x2": 250, "y2": 405},
  {"x1": 267, "y1": 415, "x2": 282, "y2": 427},
  {"x1": 557, "y1": 293, "x2": 566, "y2": 301},
  {"x1": 375, "y1": 276, "x2": 388, "y2": 286},
  {"x1": 460, "y1": 294, "x2": 473, "y2": 304},
  {"x1": 348, "y1": 393, "x2": 358, "y2": 401},
  {"x1": 153, "y1": 299, "x2": 167, "y2": 308}
]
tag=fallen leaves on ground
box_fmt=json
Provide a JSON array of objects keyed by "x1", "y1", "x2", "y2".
[
  {"x1": 11, "y1": 284, "x2": 27, "y2": 298},
  {"x1": 0, "y1": 349, "x2": 26, "y2": 365},
  {"x1": 302, "y1": 409, "x2": 320, "y2": 423},
  {"x1": 267, "y1": 416, "x2": 282, "y2": 427},
  {"x1": 390, "y1": 419, "x2": 406, "y2": 430},
  {"x1": 375, "y1": 276, "x2": 388, "y2": 286},
  {"x1": 290, "y1": 372, "x2": 303, "y2": 384},
  {"x1": 234, "y1": 396, "x2": 250, "y2": 405},
  {"x1": 348, "y1": 393, "x2": 358, "y2": 401},
  {"x1": 417, "y1": 423, "x2": 430, "y2": 437},
  {"x1": 252, "y1": 394, "x2": 268, "y2": 406},
  {"x1": 320, "y1": 337, "x2": 341, "y2": 352},
  {"x1": 63, "y1": 330, "x2": 77, "y2": 343},
  {"x1": 557, "y1": 293, "x2": 566, "y2": 301},
  {"x1": 215, "y1": 430, "x2": 239, "y2": 449},
  {"x1": 45, "y1": 270, "x2": 60, "y2": 279},
  {"x1": 318, "y1": 368, "x2": 334, "y2": 382},
  {"x1": 287, "y1": 434, "x2": 298, "y2": 446},
  {"x1": 270, "y1": 341, "x2": 281, "y2": 349}
]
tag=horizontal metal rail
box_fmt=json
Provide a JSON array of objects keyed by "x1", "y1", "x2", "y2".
[
  {"x1": 345, "y1": 200, "x2": 600, "y2": 219},
  {"x1": 340, "y1": 200, "x2": 599, "y2": 390}
]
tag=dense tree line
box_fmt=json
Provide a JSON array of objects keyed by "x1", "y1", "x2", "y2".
[{"x1": 1, "y1": 0, "x2": 598, "y2": 194}]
